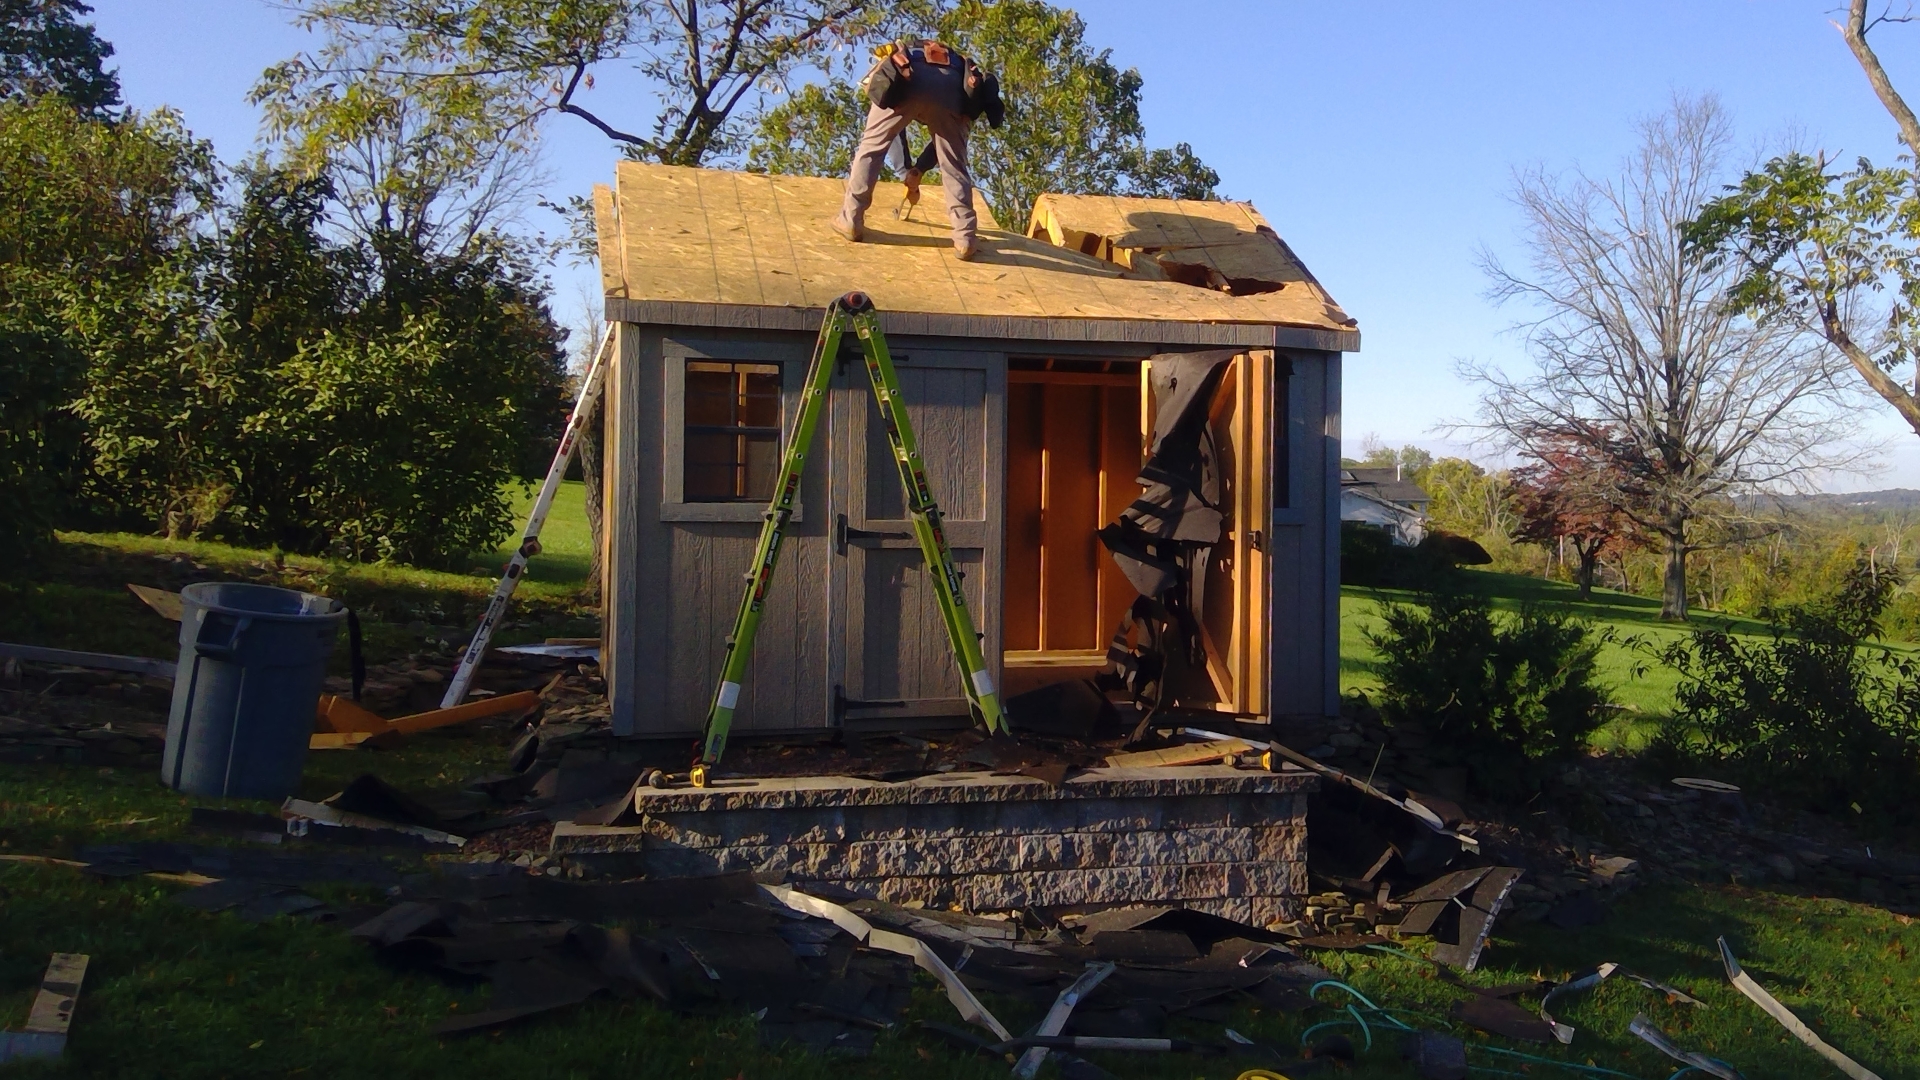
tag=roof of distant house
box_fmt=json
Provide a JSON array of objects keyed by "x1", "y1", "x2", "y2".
[
  {"x1": 1341, "y1": 467, "x2": 1431, "y2": 506},
  {"x1": 591, "y1": 162, "x2": 1358, "y2": 348}
]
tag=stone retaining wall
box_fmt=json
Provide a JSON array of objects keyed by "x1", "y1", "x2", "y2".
[{"x1": 550, "y1": 765, "x2": 1316, "y2": 926}]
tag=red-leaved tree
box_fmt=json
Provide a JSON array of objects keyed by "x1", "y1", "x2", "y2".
[{"x1": 1508, "y1": 437, "x2": 1641, "y2": 600}]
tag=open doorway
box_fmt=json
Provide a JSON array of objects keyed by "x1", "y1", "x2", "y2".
[{"x1": 1002, "y1": 358, "x2": 1142, "y2": 697}]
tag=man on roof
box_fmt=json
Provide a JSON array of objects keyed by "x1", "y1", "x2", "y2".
[{"x1": 831, "y1": 39, "x2": 1004, "y2": 261}]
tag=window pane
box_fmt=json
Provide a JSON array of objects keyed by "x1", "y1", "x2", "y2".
[
  {"x1": 682, "y1": 360, "x2": 783, "y2": 501},
  {"x1": 739, "y1": 364, "x2": 782, "y2": 428},
  {"x1": 742, "y1": 433, "x2": 779, "y2": 500},
  {"x1": 685, "y1": 432, "x2": 738, "y2": 500},
  {"x1": 686, "y1": 367, "x2": 736, "y2": 426}
]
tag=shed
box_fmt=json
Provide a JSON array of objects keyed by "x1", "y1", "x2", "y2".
[{"x1": 591, "y1": 162, "x2": 1358, "y2": 738}]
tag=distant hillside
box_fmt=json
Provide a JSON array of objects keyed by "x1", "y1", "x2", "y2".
[{"x1": 1740, "y1": 489, "x2": 1920, "y2": 512}]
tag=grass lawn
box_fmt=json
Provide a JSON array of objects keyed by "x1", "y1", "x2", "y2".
[
  {"x1": 466, "y1": 479, "x2": 594, "y2": 588},
  {"x1": 1337, "y1": 569, "x2": 1920, "y2": 751},
  {"x1": 4, "y1": 529, "x2": 1916, "y2": 1077}
]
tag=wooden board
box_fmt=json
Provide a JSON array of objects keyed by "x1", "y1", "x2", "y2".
[
  {"x1": 1003, "y1": 370, "x2": 1142, "y2": 653},
  {"x1": 1105, "y1": 738, "x2": 1252, "y2": 768},
  {"x1": 606, "y1": 163, "x2": 1358, "y2": 335},
  {"x1": 125, "y1": 583, "x2": 182, "y2": 621},
  {"x1": 24, "y1": 953, "x2": 87, "y2": 1035}
]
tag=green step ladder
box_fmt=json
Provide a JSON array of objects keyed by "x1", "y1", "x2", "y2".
[{"x1": 692, "y1": 292, "x2": 1007, "y2": 784}]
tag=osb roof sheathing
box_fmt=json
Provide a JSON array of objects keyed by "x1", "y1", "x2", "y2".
[{"x1": 597, "y1": 163, "x2": 1357, "y2": 341}]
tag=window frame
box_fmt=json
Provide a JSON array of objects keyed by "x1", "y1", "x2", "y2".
[
  {"x1": 660, "y1": 338, "x2": 807, "y2": 523},
  {"x1": 1271, "y1": 353, "x2": 1305, "y2": 527}
]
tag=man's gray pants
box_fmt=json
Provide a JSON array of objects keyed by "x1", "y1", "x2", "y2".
[{"x1": 838, "y1": 98, "x2": 977, "y2": 249}]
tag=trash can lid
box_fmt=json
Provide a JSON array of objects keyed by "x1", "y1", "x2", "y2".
[{"x1": 180, "y1": 581, "x2": 344, "y2": 620}]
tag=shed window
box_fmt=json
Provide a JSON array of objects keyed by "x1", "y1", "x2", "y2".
[{"x1": 684, "y1": 360, "x2": 781, "y2": 501}]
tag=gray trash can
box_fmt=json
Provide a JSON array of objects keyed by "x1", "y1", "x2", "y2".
[{"x1": 161, "y1": 582, "x2": 346, "y2": 800}]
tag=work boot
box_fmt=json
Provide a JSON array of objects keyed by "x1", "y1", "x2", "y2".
[
  {"x1": 831, "y1": 214, "x2": 863, "y2": 243},
  {"x1": 953, "y1": 235, "x2": 979, "y2": 261}
]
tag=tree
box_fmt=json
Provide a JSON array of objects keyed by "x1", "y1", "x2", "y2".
[
  {"x1": 1508, "y1": 437, "x2": 1639, "y2": 599},
  {"x1": 78, "y1": 169, "x2": 571, "y2": 565},
  {"x1": 1353, "y1": 436, "x2": 1434, "y2": 480},
  {"x1": 744, "y1": 0, "x2": 1219, "y2": 228},
  {"x1": 0, "y1": 96, "x2": 213, "y2": 550},
  {"x1": 1684, "y1": 0, "x2": 1920, "y2": 440},
  {"x1": 0, "y1": 0, "x2": 119, "y2": 115},
  {"x1": 1467, "y1": 96, "x2": 1852, "y2": 621},
  {"x1": 1423, "y1": 457, "x2": 1513, "y2": 543},
  {"x1": 264, "y1": 0, "x2": 931, "y2": 582},
  {"x1": 255, "y1": 46, "x2": 548, "y2": 257},
  {"x1": 262, "y1": 0, "x2": 927, "y2": 175}
]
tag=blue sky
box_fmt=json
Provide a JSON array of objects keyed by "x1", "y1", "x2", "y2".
[{"x1": 91, "y1": 0, "x2": 1920, "y2": 489}]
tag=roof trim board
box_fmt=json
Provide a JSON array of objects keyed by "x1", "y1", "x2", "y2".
[{"x1": 605, "y1": 296, "x2": 1359, "y2": 351}]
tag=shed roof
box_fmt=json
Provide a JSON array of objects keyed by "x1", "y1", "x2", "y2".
[
  {"x1": 594, "y1": 162, "x2": 1358, "y2": 350},
  {"x1": 1340, "y1": 467, "x2": 1431, "y2": 506}
]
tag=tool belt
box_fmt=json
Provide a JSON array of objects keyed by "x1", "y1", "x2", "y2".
[
  {"x1": 865, "y1": 39, "x2": 999, "y2": 122},
  {"x1": 864, "y1": 43, "x2": 917, "y2": 109}
]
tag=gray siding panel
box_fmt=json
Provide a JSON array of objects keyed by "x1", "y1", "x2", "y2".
[
  {"x1": 1322, "y1": 353, "x2": 1344, "y2": 717},
  {"x1": 1266, "y1": 351, "x2": 1340, "y2": 721},
  {"x1": 607, "y1": 319, "x2": 1343, "y2": 734}
]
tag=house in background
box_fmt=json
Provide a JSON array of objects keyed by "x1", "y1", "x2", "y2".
[
  {"x1": 589, "y1": 162, "x2": 1359, "y2": 738},
  {"x1": 1340, "y1": 466, "x2": 1429, "y2": 546}
]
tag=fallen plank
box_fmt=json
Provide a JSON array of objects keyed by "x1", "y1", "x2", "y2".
[
  {"x1": 0, "y1": 642, "x2": 175, "y2": 680},
  {"x1": 1628, "y1": 1013, "x2": 1741, "y2": 1080},
  {"x1": 1105, "y1": 738, "x2": 1250, "y2": 768},
  {"x1": 762, "y1": 882, "x2": 1012, "y2": 1042},
  {"x1": 282, "y1": 798, "x2": 467, "y2": 847},
  {"x1": 309, "y1": 731, "x2": 376, "y2": 750},
  {"x1": 125, "y1": 583, "x2": 184, "y2": 621},
  {"x1": 314, "y1": 695, "x2": 390, "y2": 734},
  {"x1": 1719, "y1": 937, "x2": 1882, "y2": 1080},
  {"x1": 384, "y1": 690, "x2": 539, "y2": 734},
  {"x1": 314, "y1": 690, "x2": 539, "y2": 737},
  {"x1": 0, "y1": 953, "x2": 88, "y2": 1063},
  {"x1": 0, "y1": 853, "x2": 217, "y2": 887},
  {"x1": 1013, "y1": 961, "x2": 1115, "y2": 1079}
]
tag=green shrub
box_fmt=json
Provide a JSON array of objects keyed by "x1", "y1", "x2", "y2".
[
  {"x1": 1654, "y1": 558, "x2": 1920, "y2": 827},
  {"x1": 0, "y1": 97, "x2": 212, "y2": 551},
  {"x1": 1367, "y1": 590, "x2": 1612, "y2": 796},
  {"x1": 77, "y1": 170, "x2": 569, "y2": 566},
  {"x1": 1341, "y1": 524, "x2": 1492, "y2": 588}
]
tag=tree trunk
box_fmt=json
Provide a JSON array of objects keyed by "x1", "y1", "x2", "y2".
[
  {"x1": 580, "y1": 392, "x2": 605, "y2": 604},
  {"x1": 1575, "y1": 545, "x2": 1598, "y2": 601},
  {"x1": 1659, "y1": 514, "x2": 1689, "y2": 621}
]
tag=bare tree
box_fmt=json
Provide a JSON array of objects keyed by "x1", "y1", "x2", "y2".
[
  {"x1": 1466, "y1": 96, "x2": 1856, "y2": 620},
  {"x1": 256, "y1": 44, "x2": 550, "y2": 255}
]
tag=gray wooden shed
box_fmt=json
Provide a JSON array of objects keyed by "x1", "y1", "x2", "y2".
[{"x1": 591, "y1": 163, "x2": 1359, "y2": 739}]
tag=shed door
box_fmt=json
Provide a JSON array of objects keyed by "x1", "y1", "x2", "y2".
[
  {"x1": 1177, "y1": 349, "x2": 1274, "y2": 716},
  {"x1": 830, "y1": 349, "x2": 1003, "y2": 722}
]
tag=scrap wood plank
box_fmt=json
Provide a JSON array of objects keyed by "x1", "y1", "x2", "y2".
[
  {"x1": 0, "y1": 642, "x2": 176, "y2": 680},
  {"x1": 1719, "y1": 937, "x2": 1882, "y2": 1080},
  {"x1": 125, "y1": 583, "x2": 183, "y2": 621},
  {"x1": 1105, "y1": 738, "x2": 1250, "y2": 768},
  {"x1": 0, "y1": 953, "x2": 88, "y2": 1063},
  {"x1": 313, "y1": 690, "x2": 538, "y2": 737}
]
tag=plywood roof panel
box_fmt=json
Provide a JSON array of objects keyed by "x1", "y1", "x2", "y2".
[{"x1": 606, "y1": 162, "x2": 1357, "y2": 336}]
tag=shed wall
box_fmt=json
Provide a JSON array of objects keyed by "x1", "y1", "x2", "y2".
[{"x1": 604, "y1": 323, "x2": 1343, "y2": 736}]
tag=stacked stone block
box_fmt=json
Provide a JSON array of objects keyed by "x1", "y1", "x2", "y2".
[{"x1": 551, "y1": 765, "x2": 1315, "y2": 926}]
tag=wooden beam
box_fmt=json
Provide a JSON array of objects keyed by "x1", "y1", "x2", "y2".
[
  {"x1": 313, "y1": 690, "x2": 540, "y2": 739},
  {"x1": 125, "y1": 584, "x2": 183, "y2": 621},
  {"x1": 0, "y1": 642, "x2": 175, "y2": 680},
  {"x1": 605, "y1": 297, "x2": 1359, "y2": 352}
]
